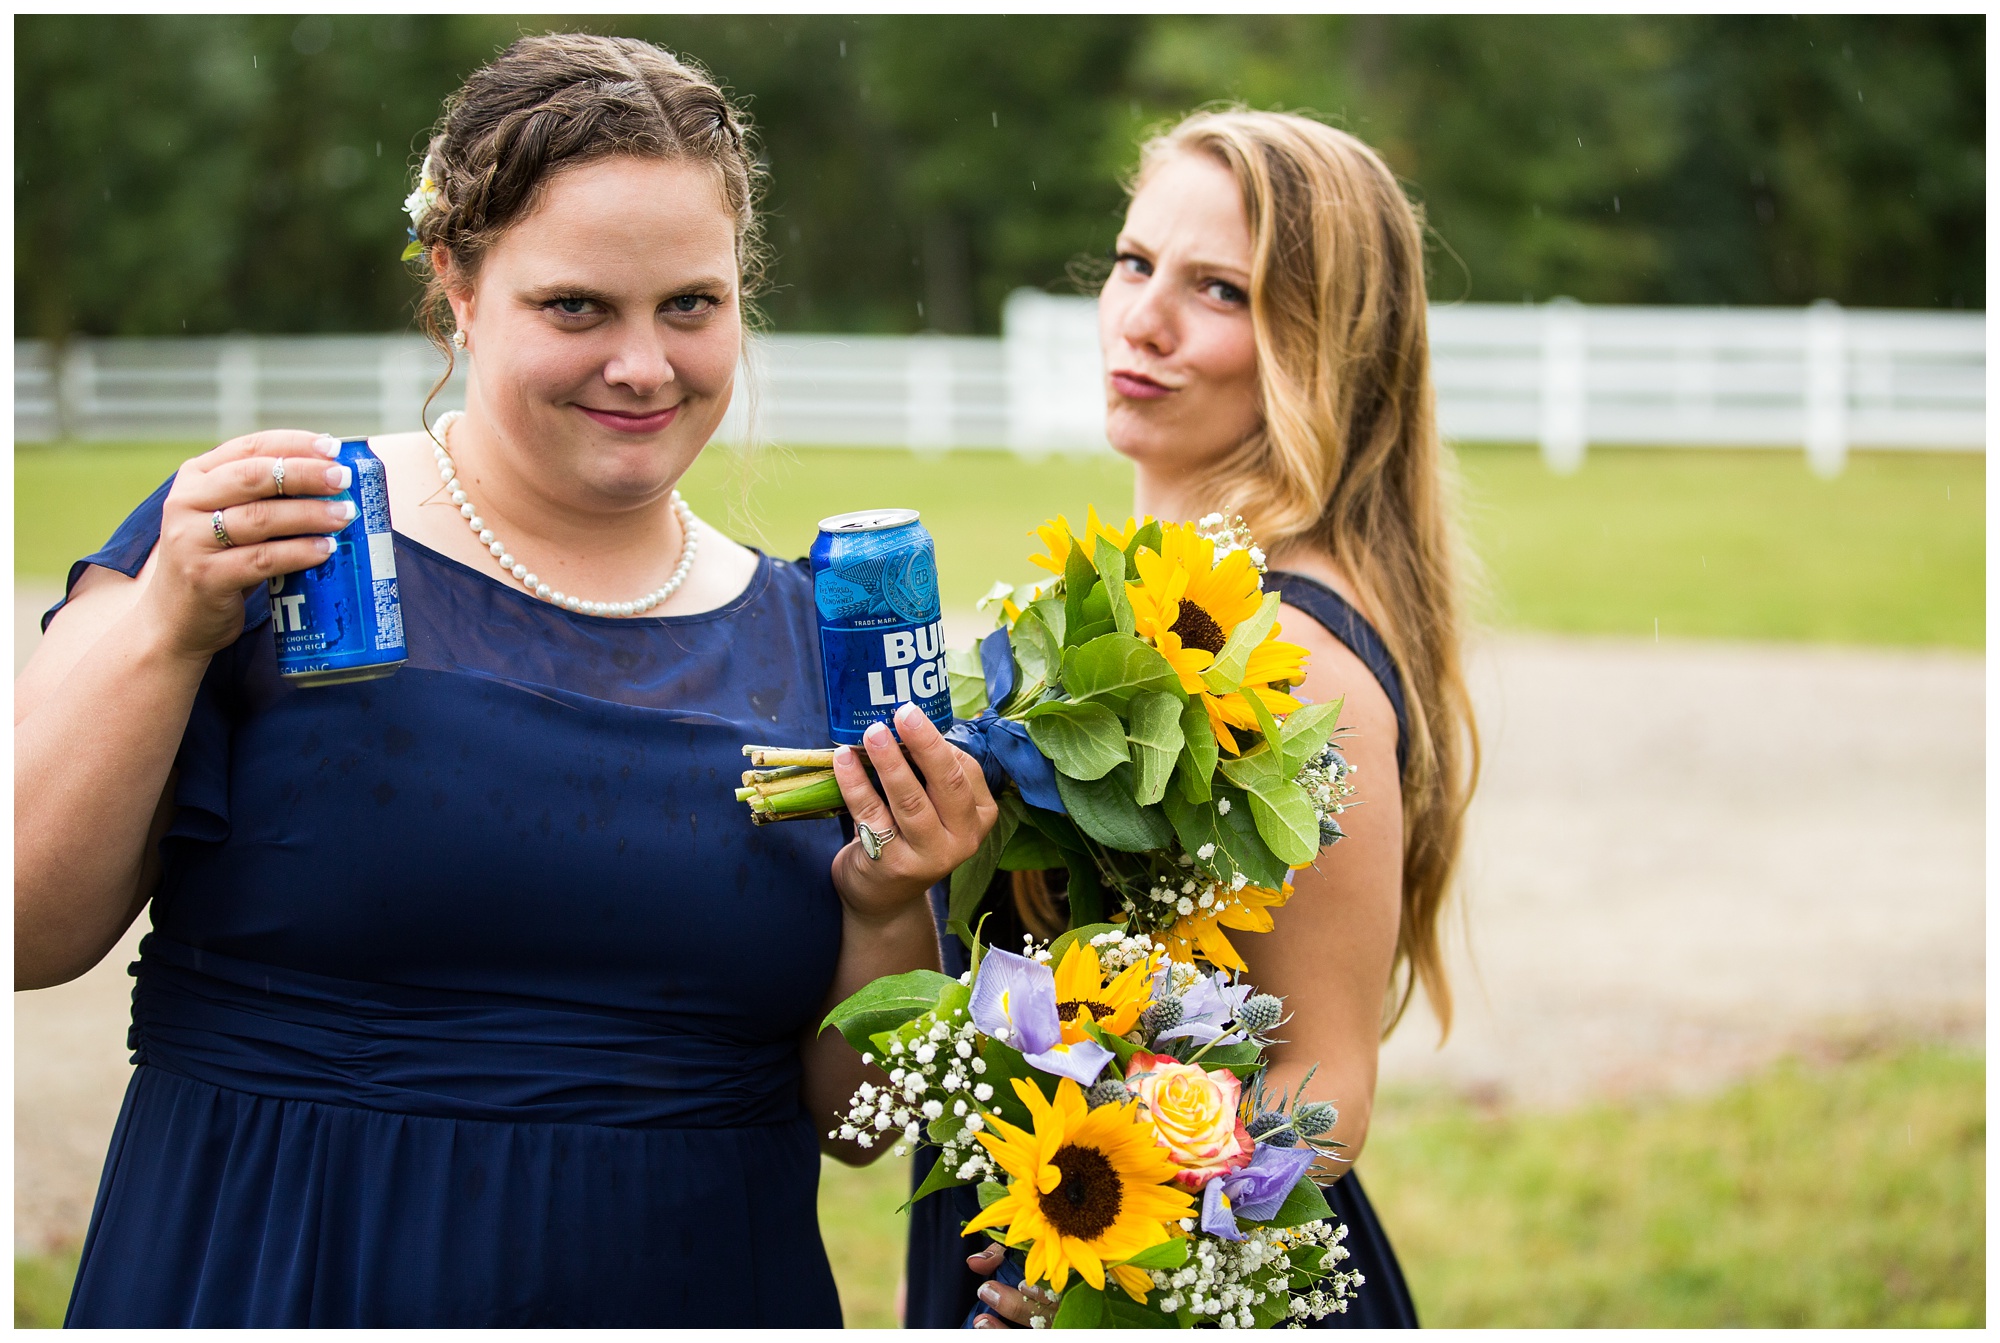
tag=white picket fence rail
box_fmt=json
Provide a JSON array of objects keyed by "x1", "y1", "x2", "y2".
[{"x1": 15, "y1": 293, "x2": 1983, "y2": 474}]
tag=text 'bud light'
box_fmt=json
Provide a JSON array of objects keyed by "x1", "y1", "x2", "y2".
[
  {"x1": 271, "y1": 436, "x2": 407, "y2": 687},
  {"x1": 810, "y1": 508, "x2": 951, "y2": 745}
]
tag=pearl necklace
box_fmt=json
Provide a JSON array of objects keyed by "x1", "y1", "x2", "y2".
[{"x1": 430, "y1": 409, "x2": 700, "y2": 617}]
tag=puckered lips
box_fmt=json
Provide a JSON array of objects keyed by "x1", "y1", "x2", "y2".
[{"x1": 1108, "y1": 368, "x2": 1176, "y2": 401}]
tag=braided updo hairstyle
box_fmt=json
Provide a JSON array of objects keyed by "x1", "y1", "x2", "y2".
[{"x1": 408, "y1": 33, "x2": 765, "y2": 406}]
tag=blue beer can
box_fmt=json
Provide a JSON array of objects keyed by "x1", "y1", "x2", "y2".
[
  {"x1": 269, "y1": 437, "x2": 407, "y2": 687},
  {"x1": 810, "y1": 508, "x2": 951, "y2": 745}
]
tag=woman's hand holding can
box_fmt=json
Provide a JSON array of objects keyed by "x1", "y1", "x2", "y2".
[
  {"x1": 142, "y1": 430, "x2": 361, "y2": 662},
  {"x1": 829, "y1": 702, "x2": 999, "y2": 923}
]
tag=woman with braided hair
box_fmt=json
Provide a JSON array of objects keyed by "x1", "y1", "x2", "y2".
[{"x1": 17, "y1": 34, "x2": 995, "y2": 1326}]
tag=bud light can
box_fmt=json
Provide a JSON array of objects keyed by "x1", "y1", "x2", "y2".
[
  {"x1": 270, "y1": 436, "x2": 406, "y2": 687},
  {"x1": 811, "y1": 509, "x2": 950, "y2": 745}
]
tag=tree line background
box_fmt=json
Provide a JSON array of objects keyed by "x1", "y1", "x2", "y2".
[{"x1": 14, "y1": 13, "x2": 1983, "y2": 343}]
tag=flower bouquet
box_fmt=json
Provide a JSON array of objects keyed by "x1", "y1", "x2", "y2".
[
  {"x1": 743, "y1": 509, "x2": 1369, "y2": 1324},
  {"x1": 740, "y1": 510, "x2": 1357, "y2": 971},
  {"x1": 822, "y1": 925, "x2": 1363, "y2": 1327}
]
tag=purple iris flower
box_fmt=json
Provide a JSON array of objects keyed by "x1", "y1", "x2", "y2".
[
  {"x1": 1156, "y1": 971, "x2": 1255, "y2": 1047},
  {"x1": 1199, "y1": 1143, "x2": 1320, "y2": 1241},
  {"x1": 967, "y1": 948, "x2": 1113, "y2": 1087}
]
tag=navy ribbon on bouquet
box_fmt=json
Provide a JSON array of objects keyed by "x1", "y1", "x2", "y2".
[{"x1": 943, "y1": 626, "x2": 1067, "y2": 816}]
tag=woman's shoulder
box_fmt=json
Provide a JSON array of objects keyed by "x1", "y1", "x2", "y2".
[{"x1": 1263, "y1": 554, "x2": 1404, "y2": 783}]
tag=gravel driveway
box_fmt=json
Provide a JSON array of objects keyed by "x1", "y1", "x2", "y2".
[{"x1": 14, "y1": 588, "x2": 1983, "y2": 1252}]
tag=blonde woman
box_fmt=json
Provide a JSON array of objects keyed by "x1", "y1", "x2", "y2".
[{"x1": 912, "y1": 109, "x2": 1478, "y2": 1329}]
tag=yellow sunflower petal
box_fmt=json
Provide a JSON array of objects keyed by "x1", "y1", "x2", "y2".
[
  {"x1": 1201, "y1": 693, "x2": 1241, "y2": 755},
  {"x1": 1110, "y1": 1262, "x2": 1155, "y2": 1303}
]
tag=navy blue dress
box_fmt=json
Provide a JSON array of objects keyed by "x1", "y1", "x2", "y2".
[
  {"x1": 904, "y1": 569, "x2": 1421, "y2": 1329},
  {"x1": 53, "y1": 478, "x2": 847, "y2": 1327}
]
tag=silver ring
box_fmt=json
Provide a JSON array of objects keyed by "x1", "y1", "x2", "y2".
[
  {"x1": 211, "y1": 510, "x2": 236, "y2": 549},
  {"x1": 271, "y1": 459, "x2": 286, "y2": 496},
  {"x1": 856, "y1": 820, "x2": 896, "y2": 861}
]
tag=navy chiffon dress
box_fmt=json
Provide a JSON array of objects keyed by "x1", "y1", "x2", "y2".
[
  {"x1": 53, "y1": 479, "x2": 847, "y2": 1327},
  {"x1": 905, "y1": 570, "x2": 1421, "y2": 1330}
]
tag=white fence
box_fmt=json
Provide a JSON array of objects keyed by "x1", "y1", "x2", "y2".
[{"x1": 15, "y1": 293, "x2": 1984, "y2": 474}]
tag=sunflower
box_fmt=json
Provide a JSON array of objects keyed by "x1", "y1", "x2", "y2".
[
  {"x1": 1126, "y1": 524, "x2": 1265, "y2": 688},
  {"x1": 1027, "y1": 506, "x2": 1144, "y2": 576},
  {"x1": 963, "y1": 1076, "x2": 1196, "y2": 1298},
  {"x1": 1126, "y1": 524, "x2": 1308, "y2": 754},
  {"x1": 1161, "y1": 882, "x2": 1295, "y2": 972},
  {"x1": 1050, "y1": 941, "x2": 1159, "y2": 1045}
]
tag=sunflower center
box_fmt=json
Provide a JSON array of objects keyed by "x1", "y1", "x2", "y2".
[
  {"x1": 1039, "y1": 1143, "x2": 1123, "y2": 1242},
  {"x1": 1169, "y1": 602, "x2": 1227, "y2": 655},
  {"x1": 1056, "y1": 999, "x2": 1115, "y2": 1022}
]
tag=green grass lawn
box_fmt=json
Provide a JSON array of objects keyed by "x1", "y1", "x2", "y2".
[{"x1": 13, "y1": 441, "x2": 1984, "y2": 648}]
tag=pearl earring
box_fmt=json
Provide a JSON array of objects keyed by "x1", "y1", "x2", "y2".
[{"x1": 451, "y1": 329, "x2": 467, "y2": 352}]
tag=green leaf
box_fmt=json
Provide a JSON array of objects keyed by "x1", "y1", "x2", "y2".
[
  {"x1": 1173, "y1": 696, "x2": 1218, "y2": 803},
  {"x1": 1249, "y1": 1288, "x2": 1292, "y2": 1329},
  {"x1": 1106, "y1": 1289, "x2": 1177, "y2": 1328},
  {"x1": 976, "y1": 1040, "x2": 1043, "y2": 1128},
  {"x1": 1044, "y1": 596, "x2": 1072, "y2": 649},
  {"x1": 1246, "y1": 680, "x2": 1287, "y2": 758},
  {"x1": 1117, "y1": 1238, "x2": 1190, "y2": 1271},
  {"x1": 945, "y1": 644, "x2": 988, "y2": 718},
  {"x1": 1084, "y1": 1019, "x2": 1143, "y2": 1069},
  {"x1": 1217, "y1": 747, "x2": 1320, "y2": 866},
  {"x1": 1199, "y1": 590, "x2": 1282, "y2": 696},
  {"x1": 1063, "y1": 850, "x2": 1107, "y2": 927},
  {"x1": 996, "y1": 821, "x2": 1064, "y2": 872},
  {"x1": 1023, "y1": 699, "x2": 1130, "y2": 781},
  {"x1": 819, "y1": 969, "x2": 962, "y2": 1053},
  {"x1": 1124, "y1": 519, "x2": 1163, "y2": 564},
  {"x1": 1092, "y1": 536, "x2": 1135, "y2": 637},
  {"x1": 1011, "y1": 603, "x2": 1062, "y2": 691},
  {"x1": 1062, "y1": 539, "x2": 1099, "y2": 644},
  {"x1": 927, "y1": 1109, "x2": 967, "y2": 1143},
  {"x1": 1061, "y1": 633, "x2": 1183, "y2": 711},
  {"x1": 1161, "y1": 780, "x2": 1289, "y2": 888},
  {"x1": 1191, "y1": 1040, "x2": 1266, "y2": 1079},
  {"x1": 977, "y1": 1179, "x2": 1008, "y2": 1209},
  {"x1": 1065, "y1": 617, "x2": 1117, "y2": 647},
  {"x1": 1052, "y1": 1282, "x2": 1108, "y2": 1329},
  {"x1": 976, "y1": 578, "x2": 1018, "y2": 620},
  {"x1": 1047, "y1": 921, "x2": 1122, "y2": 967},
  {"x1": 1056, "y1": 764, "x2": 1174, "y2": 853},
  {"x1": 1279, "y1": 697, "x2": 1345, "y2": 776},
  {"x1": 1250, "y1": 1173, "x2": 1334, "y2": 1229},
  {"x1": 400, "y1": 239, "x2": 424, "y2": 261},
  {"x1": 948, "y1": 794, "x2": 1022, "y2": 948},
  {"x1": 901, "y1": 1152, "x2": 969, "y2": 1211},
  {"x1": 1125, "y1": 690, "x2": 1184, "y2": 806}
]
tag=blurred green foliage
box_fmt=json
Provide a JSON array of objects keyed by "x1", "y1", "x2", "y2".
[{"x1": 14, "y1": 14, "x2": 1983, "y2": 342}]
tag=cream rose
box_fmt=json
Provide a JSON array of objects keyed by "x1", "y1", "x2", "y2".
[{"x1": 1124, "y1": 1051, "x2": 1254, "y2": 1191}]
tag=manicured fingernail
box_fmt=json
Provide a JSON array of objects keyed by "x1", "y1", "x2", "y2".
[
  {"x1": 864, "y1": 722, "x2": 890, "y2": 742},
  {"x1": 834, "y1": 745, "x2": 854, "y2": 766},
  {"x1": 320, "y1": 536, "x2": 338, "y2": 556},
  {"x1": 977, "y1": 1284, "x2": 1000, "y2": 1305},
  {"x1": 330, "y1": 500, "x2": 357, "y2": 524},
  {"x1": 311, "y1": 435, "x2": 341, "y2": 457},
  {"x1": 327, "y1": 464, "x2": 352, "y2": 491}
]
